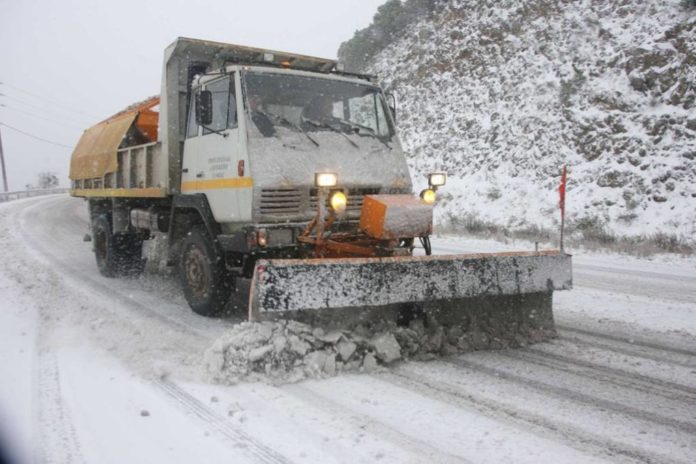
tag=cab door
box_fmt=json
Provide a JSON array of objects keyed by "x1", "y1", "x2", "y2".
[{"x1": 182, "y1": 73, "x2": 250, "y2": 223}]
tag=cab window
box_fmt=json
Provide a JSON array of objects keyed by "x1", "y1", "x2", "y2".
[
  {"x1": 203, "y1": 75, "x2": 237, "y2": 135},
  {"x1": 187, "y1": 89, "x2": 200, "y2": 138}
]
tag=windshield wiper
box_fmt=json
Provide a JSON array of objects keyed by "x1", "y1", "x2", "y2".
[
  {"x1": 305, "y1": 120, "x2": 359, "y2": 149},
  {"x1": 338, "y1": 119, "x2": 374, "y2": 135},
  {"x1": 337, "y1": 119, "x2": 392, "y2": 150},
  {"x1": 272, "y1": 115, "x2": 319, "y2": 147}
]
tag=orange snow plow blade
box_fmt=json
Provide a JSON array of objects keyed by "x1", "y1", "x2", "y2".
[{"x1": 249, "y1": 250, "x2": 572, "y2": 333}]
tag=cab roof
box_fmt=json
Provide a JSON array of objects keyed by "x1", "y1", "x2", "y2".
[{"x1": 174, "y1": 37, "x2": 373, "y2": 81}]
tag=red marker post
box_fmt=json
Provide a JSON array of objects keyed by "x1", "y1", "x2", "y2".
[{"x1": 559, "y1": 165, "x2": 567, "y2": 253}]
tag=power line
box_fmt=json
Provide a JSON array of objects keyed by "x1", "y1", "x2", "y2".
[
  {"x1": 0, "y1": 122, "x2": 74, "y2": 149},
  {"x1": 0, "y1": 92, "x2": 92, "y2": 125},
  {"x1": 0, "y1": 81, "x2": 100, "y2": 120},
  {"x1": 0, "y1": 103, "x2": 85, "y2": 129}
]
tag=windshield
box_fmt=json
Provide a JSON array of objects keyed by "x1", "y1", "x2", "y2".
[{"x1": 243, "y1": 71, "x2": 394, "y2": 140}]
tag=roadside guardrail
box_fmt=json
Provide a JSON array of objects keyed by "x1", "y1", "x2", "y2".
[{"x1": 0, "y1": 188, "x2": 69, "y2": 203}]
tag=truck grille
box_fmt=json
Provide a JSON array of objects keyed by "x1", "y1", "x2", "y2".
[
  {"x1": 309, "y1": 187, "x2": 380, "y2": 214},
  {"x1": 259, "y1": 188, "x2": 302, "y2": 215}
]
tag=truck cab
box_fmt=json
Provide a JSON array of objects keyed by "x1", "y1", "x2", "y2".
[{"x1": 180, "y1": 65, "x2": 413, "y2": 260}]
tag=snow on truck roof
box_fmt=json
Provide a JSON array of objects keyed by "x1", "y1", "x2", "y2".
[
  {"x1": 170, "y1": 37, "x2": 372, "y2": 80},
  {"x1": 174, "y1": 36, "x2": 336, "y2": 71}
]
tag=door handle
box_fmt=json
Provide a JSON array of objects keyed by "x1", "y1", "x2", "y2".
[
  {"x1": 196, "y1": 172, "x2": 204, "y2": 178},
  {"x1": 182, "y1": 168, "x2": 189, "y2": 173}
]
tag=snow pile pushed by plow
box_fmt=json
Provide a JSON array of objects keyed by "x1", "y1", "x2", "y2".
[
  {"x1": 207, "y1": 251, "x2": 569, "y2": 383},
  {"x1": 205, "y1": 314, "x2": 556, "y2": 384}
]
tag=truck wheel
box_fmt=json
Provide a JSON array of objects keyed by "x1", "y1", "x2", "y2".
[
  {"x1": 92, "y1": 215, "x2": 145, "y2": 277},
  {"x1": 179, "y1": 227, "x2": 231, "y2": 317}
]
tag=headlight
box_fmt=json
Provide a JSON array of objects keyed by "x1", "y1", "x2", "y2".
[
  {"x1": 428, "y1": 173, "x2": 447, "y2": 187},
  {"x1": 315, "y1": 172, "x2": 338, "y2": 187},
  {"x1": 330, "y1": 190, "x2": 347, "y2": 214},
  {"x1": 257, "y1": 228, "x2": 267, "y2": 247},
  {"x1": 420, "y1": 189, "x2": 436, "y2": 204}
]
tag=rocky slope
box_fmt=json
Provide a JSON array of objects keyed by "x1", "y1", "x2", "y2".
[{"x1": 342, "y1": 0, "x2": 696, "y2": 243}]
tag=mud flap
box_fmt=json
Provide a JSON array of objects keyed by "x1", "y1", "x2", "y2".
[{"x1": 249, "y1": 251, "x2": 572, "y2": 329}]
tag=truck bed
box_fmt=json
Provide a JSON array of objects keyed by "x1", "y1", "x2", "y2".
[{"x1": 70, "y1": 141, "x2": 169, "y2": 198}]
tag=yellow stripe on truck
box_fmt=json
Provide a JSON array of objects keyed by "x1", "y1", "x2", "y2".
[
  {"x1": 70, "y1": 187, "x2": 167, "y2": 198},
  {"x1": 181, "y1": 177, "x2": 253, "y2": 192}
]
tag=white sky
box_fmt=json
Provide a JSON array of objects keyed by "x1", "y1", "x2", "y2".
[{"x1": 0, "y1": 0, "x2": 385, "y2": 190}]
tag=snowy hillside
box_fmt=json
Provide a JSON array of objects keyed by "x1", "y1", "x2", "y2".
[{"x1": 341, "y1": 0, "x2": 696, "y2": 244}]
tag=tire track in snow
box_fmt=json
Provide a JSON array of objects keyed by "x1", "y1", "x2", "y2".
[
  {"x1": 383, "y1": 368, "x2": 688, "y2": 464},
  {"x1": 35, "y1": 352, "x2": 85, "y2": 464},
  {"x1": 557, "y1": 325, "x2": 696, "y2": 358},
  {"x1": 18, "y1": 232, "x2": 86, "y2": 464},
  {"x1": 507, "y1": 348, "x2": 696, "y2": 403},
  {"x1": 283, "y1": 384, "x2": 470, "y2": 464},
  {"x1": 557, "y1": 326, "x2": 696, "y2": 369},
  {"x1": 447, "y1": 358, "x2": 696, "y2": 435},
  {"x1": 152, "y1": 378, "x2": 291, "y2": 464}
]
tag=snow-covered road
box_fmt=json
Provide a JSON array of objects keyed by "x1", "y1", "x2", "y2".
[{"x1": 1, "y1": 195, "x2": 695, "y2": 463}]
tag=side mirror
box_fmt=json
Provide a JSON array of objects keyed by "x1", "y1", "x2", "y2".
[
  {"x1": 195, "y1": 90, "x2": 213, "y2": 126},
  {"x1": 386, "y1": 92, "x2": 397, "y2": 122}
]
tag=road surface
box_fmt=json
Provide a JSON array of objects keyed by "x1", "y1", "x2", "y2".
[{"x1": 1, "y1": 194, "x2": 695, "y2": 463}]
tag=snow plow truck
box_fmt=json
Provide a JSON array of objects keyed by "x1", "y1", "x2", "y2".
[{"x1": 69, "y1": 37, "x2": 572, "y2": 336}]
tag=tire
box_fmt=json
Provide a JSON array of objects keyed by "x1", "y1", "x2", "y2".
[
  {"x1": 179, "y1": 226, "x2": 231, "y2": 317},
  {"x1": 92, "y1": 215, "x2": 145, "y2": 277}
]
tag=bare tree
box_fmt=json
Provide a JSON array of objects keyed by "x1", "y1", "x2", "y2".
[{"x1": 36, "y1": 171, "x2": 59, "y2": 189}]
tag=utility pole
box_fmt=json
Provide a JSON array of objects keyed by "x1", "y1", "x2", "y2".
[{"x1": 0, "y1": 126, "x2": 7, "y2": 192}]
